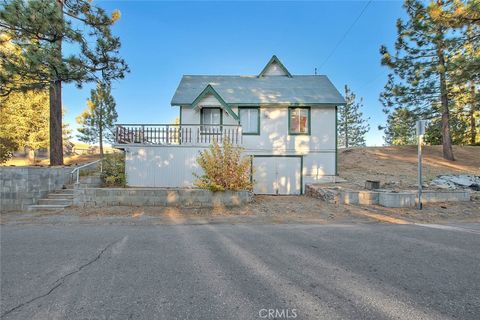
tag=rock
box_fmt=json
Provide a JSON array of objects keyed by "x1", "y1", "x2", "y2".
[
  {"x1": 430, "y1": 175, "x2": 480, "y2": 190},
  {"x1": 469, "y1": 183, "x2": 480, "y2": 191}
]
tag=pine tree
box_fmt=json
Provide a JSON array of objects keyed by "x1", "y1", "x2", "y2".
[
  {"x1": 76, "y1": 82, "x2": 117, "y2": 156},
  {"x1": 380, "y1": 107, "x2": 417, "y2": 146},
  {"x1": 338, "y1": 85, "x2": 370, "y2": 148},
  {"x1": 379, "y1": 0, "x2": 465, "y2": 160},
  {"x1": 0, "y1": 0, "x2": 128, "y2": 165},
  {"x1": 449, "y1": 24, "x2": 480, "y2": 145}
]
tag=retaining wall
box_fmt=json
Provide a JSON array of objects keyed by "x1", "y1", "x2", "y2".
[
  {"x1": 73, "y1": 188, "x2": 253, "y2": 208},
  {"x1": 305, "y1": 184, "x2": 471, "y2": 208},
  {"x1": 0, "y1": 167, "x2": 72, "y2": 212}
]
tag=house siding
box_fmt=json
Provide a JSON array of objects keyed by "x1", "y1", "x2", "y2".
[
  {"x1": 125, "y1": 106, "x2": 336, "y2": 190},
  {"x1": 181, "y1": 105, "x2": 239, "y2": 125},
  {"x1": 261, "y1": 61, "x2": 289, "y2": 76}
]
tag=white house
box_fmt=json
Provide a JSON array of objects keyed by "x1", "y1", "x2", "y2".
[{"x1": 114, "y1": 56, "x2": 345, "y2": 195}]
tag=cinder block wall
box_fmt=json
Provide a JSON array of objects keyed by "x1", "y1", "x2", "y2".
[
  {"x1": 73, "y1": 188, "x2": 253, "y2": 208},
  {"x1": 0, "y1": 167, "x2": 72, "y2": 212}
]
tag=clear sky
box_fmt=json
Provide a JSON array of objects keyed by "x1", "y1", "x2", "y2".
[{"x1": 63, "y1": 0, "x2": 406, "y2": 146}]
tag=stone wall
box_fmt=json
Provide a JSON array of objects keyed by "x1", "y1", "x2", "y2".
[
  {"x1": 0, "y1": 167, "x2": 72, "y2": 212},
  {"x1": 73, "y1": 188, "x2": 253, "y2": 208}
]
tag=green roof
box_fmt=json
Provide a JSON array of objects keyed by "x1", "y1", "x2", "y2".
[{"x1": 171, "y1": 75, "x2": 346, "y2": 106}]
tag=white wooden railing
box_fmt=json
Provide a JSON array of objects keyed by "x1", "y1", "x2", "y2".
[{"x1": 114, "y1": 124, "x2": 243, "y2": 146}]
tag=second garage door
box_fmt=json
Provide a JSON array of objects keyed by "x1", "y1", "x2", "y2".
[{"x1": 252, "y1": 156, "x2": 302, "y2": 195}]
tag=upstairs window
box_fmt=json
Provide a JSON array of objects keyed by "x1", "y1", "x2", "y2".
[
  {"x1": 201, "y1": 108, "x2": 222, "y2": 126},
  {"x1": 289, "y1": 107, "x2": 310, "y2": 135},
  {"x1": 239, "y1": 107, "x2": 260, "y2": 135}
]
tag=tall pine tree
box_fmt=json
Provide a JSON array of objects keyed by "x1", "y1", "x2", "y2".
[
  {"x1": 338, "y1": 85, "x2": 370, "y2": 148},
  {"x1": 380, "y1": 0, "x2": 462, "y2": 160},
  {"x1": 76, "y1": 82, "x2": 117, "y2": 156},
  {"x1": 0, "y1": 0, "x2": 128, "y2": 165}
]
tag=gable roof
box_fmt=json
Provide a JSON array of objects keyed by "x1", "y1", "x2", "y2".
[
  {"x1": 191, "y1": 84, "x2": 239, "y2": 121},
  {"x1": 258, "y1": 55, "x2": 292, "y2": 77},
  {"x1": 171, "y1": 75, "x2": 346, "y2": 106}
]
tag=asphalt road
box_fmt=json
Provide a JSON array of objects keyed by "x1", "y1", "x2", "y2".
[{"x1": 1, "y1": 223, "x2": 479, "y2": 319}]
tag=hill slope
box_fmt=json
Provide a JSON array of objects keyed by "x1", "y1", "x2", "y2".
[{"x1": 339, "y1": 146, "x2": 480, "y2": 189}]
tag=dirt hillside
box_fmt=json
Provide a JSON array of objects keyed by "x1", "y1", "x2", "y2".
[{"x1": 339, "y1": 145, "x2": 480, "y2": 189}]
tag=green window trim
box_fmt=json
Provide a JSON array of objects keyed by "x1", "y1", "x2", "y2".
[
  {"x1": 238, "y1": 106, "x2": 260, "y2": 135},
  {"x1": 191, "y1": 84, "x2": 239, "y2": 121},
  {"x1": 258, "y1": 55, "x2": 293, "y2": 78},
  {"x1": 200, "y1": 107, "x2": 223, "y2": 135},
  {"x1": 288, "y1": 107, "x2": 311, "y2": 136}
]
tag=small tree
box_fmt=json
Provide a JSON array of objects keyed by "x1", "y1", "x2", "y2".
[
  {"x1": 76, "y1": 82, "x2": 117, "y2": 156},
  {"x1": 194, "y1": 141, "x2": 253, "y2": 192},
  {"x1": 338, "y1": 85, "x2": 370, "y2": 148},
  {"x1": 380, "y1": 107, "x2": 417, "y2": 145}
]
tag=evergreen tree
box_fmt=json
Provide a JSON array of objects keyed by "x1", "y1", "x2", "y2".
[
  {"x1": 0, "y1": 90, "x2": 49, "y2": 163},
  {"x1": 338, "y1": 85, "x2": 370, "y2": 148},
  {"x1": 379, "y1": 0, "x2": 464, "y2": 160},
  {"x1": 380, "y1": 107, "x2": 417, "y2": 146},
  {"x1": 0, "y1": 0, "x2": 128, "y2": 165},
  {"x1": 76, "y1": 82, "x2": 117, "y2": 156}
]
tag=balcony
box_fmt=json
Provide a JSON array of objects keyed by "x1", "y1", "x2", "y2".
[{"x1": 114, "y1": 124, "x2": 243, "y2": 146}]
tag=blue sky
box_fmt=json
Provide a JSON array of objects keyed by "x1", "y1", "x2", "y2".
[{"x1": 63, "y1": 0, "x2": 405, "y2": 146}]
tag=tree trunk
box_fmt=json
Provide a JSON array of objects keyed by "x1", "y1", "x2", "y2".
[
  {"x1": 49, "y1": 0, "x2": 64, "y2": 166},
  {"x1": 49, "y1": 80, "x2": 64, "y2": 165},
  {"x1": 436, "y1": 37, "x2": 455, "y2": 161},
  {"x1": 99, "y1": 118, "x2": 104, "y2": 157},
  {"x1": 27, "y1": 148, "x2": 35, "y2": 164},
  {"x1": 470, "y1": 82, "x2": 477, "y2": 145},
  {"x1": 345, "y1": 120, "x2": 349, "y2": 148}
]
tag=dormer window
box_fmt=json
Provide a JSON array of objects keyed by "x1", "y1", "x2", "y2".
[{"x1": 201, "y1": 108, "x2": 222, "y2": 126}]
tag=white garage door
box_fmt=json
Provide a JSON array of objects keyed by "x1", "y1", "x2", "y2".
[{"x1": 252, "y1": 156, "x2": 302, "y2": 195}]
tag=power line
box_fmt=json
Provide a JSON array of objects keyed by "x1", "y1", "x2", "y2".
[{"x1": 318, "y1": 0, "x2": 373, "y2": 71}]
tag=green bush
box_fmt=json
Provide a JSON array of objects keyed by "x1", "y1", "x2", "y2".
[
  {"x1": 101, "y1": 152, "x2": 126, "y2": 187},
  {"x1": 194, "y1": 141, "x2": 253, "y2": 192},
  {"x1": 0, "y1": 137, "x2": 17, "y2": 164}
]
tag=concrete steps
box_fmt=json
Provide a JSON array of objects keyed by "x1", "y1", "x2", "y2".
[
  {"x1": 28, "y1": 188, "x2": 74, "y2": 212},
  {"x1": 52, "y1": 188, "x2": 75, "y2": 194},
  {"x1": 27, "y1": 170, "x2": 102, "y2": 212},
  {"x1": 47, "y1": 193, "x2": 74, "y2": 199},
  {"x1": 27, "y1": 204, "x2": 71, "y2": 211},
  {"x1": 38, "y1": 198, "x2": 72, "y2": 206}
]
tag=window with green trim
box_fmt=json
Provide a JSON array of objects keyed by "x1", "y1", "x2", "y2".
[
  {"x1": 200, "y1": 107, "x2": 222, "y2": 135},
  {"x1": 289, "y1": 107, "x2": 310, "y2": 135},
  {"x1": 201, "y1": 108, "x2": 222, "y2": 125},
  {"x1": 239, "y1": 107, "x2": 260, "y2": 135}
]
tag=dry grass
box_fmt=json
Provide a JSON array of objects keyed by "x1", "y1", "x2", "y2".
[
  {"x1": 339, "y1": 145, "x2": 480, "y2": 189},
  {"x1": 3, "y1": 153, "x2": 102, "y2": 167}
]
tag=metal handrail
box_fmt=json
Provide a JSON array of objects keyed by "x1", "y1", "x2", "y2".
[{"x1": 70, "y1": 159, "x2": 103, "y2": 184}]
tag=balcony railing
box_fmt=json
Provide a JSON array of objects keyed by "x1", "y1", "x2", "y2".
[{"x1": 114, "y1": 124, "x2": 243, "y2": 146}]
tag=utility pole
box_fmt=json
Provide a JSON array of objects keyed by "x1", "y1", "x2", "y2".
[{"x1": 416, "y1": 120, "x2": 426, "y2": 210}]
